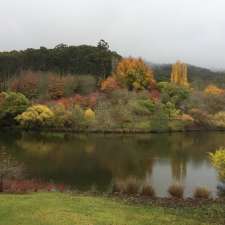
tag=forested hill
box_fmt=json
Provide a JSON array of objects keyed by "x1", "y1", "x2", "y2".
[
  {"x1": 0, "y1": 41, "x2": 121, "y2": 79},
  {"x1": 151, "y1": 63, "x2": 225, "y2": 89}
]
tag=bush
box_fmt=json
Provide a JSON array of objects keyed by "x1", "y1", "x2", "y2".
[
  {"x1": 84, "y1": 108, "x2": 95, "y2": 121},
  {"x1": 193, "y1": 187, "x2": 211, "y2": 199},
  {"x1": 113, "y1": 58, "x2": 155, "y2": 91},
  {"x1": 123, "y1": 178, "x2": 139, "y2": 195},
  {"x1": 169, "y1": 114, "x2": 194, "y2": 131},
  {"x1": 47, "y1": 75, "x2": 66, "y2": 100},
  {"x1": 51, "y1": 104, "x2": 74, "y2": 128},
  {"x1": 189, "y1": 108, "x2": 212, "y2": 128},
  {"x1": 64, "y1": 75, "x2": 79, "y2": 97},
  {"x1": 101, "y1": 76, "x2": 120, "y2": 92},
  {"x1": 210, "y1": 149, "x2": 225, "y2": 181},
  {"x1": 211, "y1": 112, "x2": 225, "y2": 128},
  {"x1": 168, "y1": 184, "x2": 184, "y2": 199},
  {"x1": 140, "y1": 184, "x2": 155, "y2": 197},
  {"x1": 16, "y1": 104, "x2": 54, "y2": 128},
  {"x1": 77, "y1": 75, "x2": 97, "y2": 94},
  {"x1": 204, "y1": 85, "x2": 225, "y2": 96},
  {"x1": 0, "y1": 92, "x2": 30, "y2": 126},
  {"x1": 158, "y1": 82, "x2": 190, "y2": 107},
  {"x1": 112, "y1": 180, "x2": 126, "y2": 193},
  {"x1": 71, "y1": 105, "x2": 87, "y2": 129},
  {"x1": 10, "y1": 71, "x2": 40, "y2": 99}
]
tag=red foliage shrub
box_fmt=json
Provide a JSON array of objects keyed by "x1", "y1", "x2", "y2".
[
  {"x1": 3, "y1": 179, "x2": 67, "y2": 193},
  {"x1": 149, "y1": 89, "x2": 161, "y2": 102},
  {"x1": 10, "y1": 71, "x2": 40, "y2": 99},
  {"x1": 101, "y1": 76, "x2": 120, "y2": 92},
  {"x1": 49, "y1": 92, "x2": 99, "y2": 109},
  {"x1": 47, "y1": 75, "x2": 66, "y2": 100}
]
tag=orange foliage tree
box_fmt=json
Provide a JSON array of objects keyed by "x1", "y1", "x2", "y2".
[
  {"x1": 113, "y1": 58, "x2": 155, "y2": 90},
  {"x1": 204, "y1": 85, "x2": 225, "y2": 95}
]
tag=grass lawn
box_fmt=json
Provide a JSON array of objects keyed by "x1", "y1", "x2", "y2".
[{"x1": 0, "y1": 193, "x2": 224, "y2": 225}]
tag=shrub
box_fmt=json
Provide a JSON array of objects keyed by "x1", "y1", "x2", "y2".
[
  {"x1": 169, "y1": 114, "x2": 194, "y2": 131},
  {"x1": 113, "y1": 57, "x2": 155, "y2": 91},
  {"x1": 77, "y1": 75, "x2": 97, "y2": 94},
  {"x1": 101, "y1": 76, "x2": 120, "y2": 92},
  {"x1": 204, "y1": 85, "x2": 225, "y2": 96},
  {"x1": 47, "y1": 75, "x2": 66, "y2": 100},
  {"x1": 209, "y1": 149, "x2": 225, "y2": 181},
  {"x1": 140, "y1": 184, "x2": 155, "y2": 197},
  {"x1": 112, "y1": 180, "x2": 126, "y2": 193},
  {"x1": 10, "y1": 71, "x2": 40, "y2": 99},
  {"x1": 193, "y1": 187, "x2": 211, "y2": 199},
  {"x1": 51, "y1": 104, "x2": 74, "y2": 128},
  {"x1": 211, "y1": 111, "x2": 225, "y2": 128},
  {"x1": 84, "y1": 108, "x2": 95, "y2": 121},
  {"x1": 123, "y1": 178, "x2": 139, "y2": 195},
  {"x1": 64, "y1": 75, "x2": 79, "y2": 96},
  {"x1": 189, "y1": 108, "x2": 212, "y2": 128},
  {"x1": 71, "y1": 105, "x2": 87, "y2": 129},
  {"x1": 158, "y1": 82, "x2": 190, "y2": 107},
  {"x1": 168, "y1": 184, "x2": 184, "y2": 199},
  {"x1": 16, "y1": 104, "x2": 54, "y2": 128},
  {"x1": 0, "y1": 92, "x2": 30, "y2": 126}
]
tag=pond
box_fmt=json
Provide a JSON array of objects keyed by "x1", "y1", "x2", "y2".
[{"x1": 0, "y1": 132, "x2": 223, "y2": 197}]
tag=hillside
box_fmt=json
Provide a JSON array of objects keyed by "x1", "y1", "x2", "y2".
[{"x1": 151, "y1": 63, "x2": 225, "y2": 89}]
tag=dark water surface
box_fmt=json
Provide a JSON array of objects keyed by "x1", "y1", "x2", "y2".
[{"x1": 0, "y1": 132, "x2": 224, "y2": 197}]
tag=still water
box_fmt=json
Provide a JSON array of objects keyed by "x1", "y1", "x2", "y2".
[{"x1": 0, "y1": 132, "x2": 223, "y2": 197}]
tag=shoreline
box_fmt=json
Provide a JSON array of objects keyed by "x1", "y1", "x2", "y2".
[{"x1": 3, "y1": 126, "x2": 225, "y2": 134}]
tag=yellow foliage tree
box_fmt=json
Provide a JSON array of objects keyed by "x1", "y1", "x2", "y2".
[
  {"x1": 171, "y1": 61, "x2": 189, "y2": 87},
  {"x1": 204, "y1": 85, "x2": 225, "y2": 95},
  {"x1": 113, "y1": 58, "x2": 155, "y2": 90}
]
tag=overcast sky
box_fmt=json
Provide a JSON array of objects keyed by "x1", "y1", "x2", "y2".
[{"x1": 0, "y1": 0, "x2": 225, "y2": 69}]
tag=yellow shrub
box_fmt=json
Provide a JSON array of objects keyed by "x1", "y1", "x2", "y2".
[
  {"x1": 212, "y1": 111, "x2": 225, "y2": 128},
  {"x1": 210, "y1": 148, "x2": 225, "y2": 181},
  {"x1": 16, "y1": 104, "x2": 54, "y2": 128},
  {"x1": 84, "y1": 108, "x2": 95, "y2": 121},
  {"x1": 204, "y1": 85, "x2": 224, "y2": 96}
]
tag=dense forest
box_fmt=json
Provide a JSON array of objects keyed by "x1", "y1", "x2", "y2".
[{"x1": 0, "y1": 40, "x2": 121, "y2": 79}]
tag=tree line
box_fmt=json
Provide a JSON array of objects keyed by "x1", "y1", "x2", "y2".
[{"x1": 0, "y1": 40, "x2": 121, "y2": 81}]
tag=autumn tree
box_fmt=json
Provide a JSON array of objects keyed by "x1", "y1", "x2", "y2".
[
  {"x1": 113, "y1": 58, "x2": 155, "y2": 91},
  {"x1": 171, "y1": 61, "x2": 189, "y2": 87}
]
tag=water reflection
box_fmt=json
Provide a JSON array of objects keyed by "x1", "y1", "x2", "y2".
[{"x1": 0, "y1": 132, "x2": 224, "y2": 196}]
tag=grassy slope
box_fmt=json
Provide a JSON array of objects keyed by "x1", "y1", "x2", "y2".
[{"x1": 0, "y1": 193, "x2": 224, "y2": 225}]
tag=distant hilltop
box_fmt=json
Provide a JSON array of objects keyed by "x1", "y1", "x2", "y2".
[{"x1": 147, "y1": 62, "x2": 225, "y2": 89}]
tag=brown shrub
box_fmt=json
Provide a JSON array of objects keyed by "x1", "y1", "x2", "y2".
[
  {"x1": 168, "y1": 184, "x2": 184, "y2": 199},
  {"x1": 123, "y1": 178, "x2": 139, "y2": 195},
  {"x1": 193, "y1": 187, "x2": 211, "y2": 199},
  {"x1": 140, "y1": 184, "x2": 155, "y2": 197}
]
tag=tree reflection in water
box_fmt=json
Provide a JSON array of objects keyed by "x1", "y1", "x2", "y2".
[{"x1": 0, "y1": 132, "x2": 224, "y2": 196}]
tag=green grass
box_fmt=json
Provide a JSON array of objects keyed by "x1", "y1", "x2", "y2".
[{"x1": 0, "y1": 193, "x2": 224, "y2": 225}]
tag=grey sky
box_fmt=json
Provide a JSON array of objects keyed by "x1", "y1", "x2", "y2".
[{"x1": 0, "y1": 0, "x2": 225, "y2": 69}]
